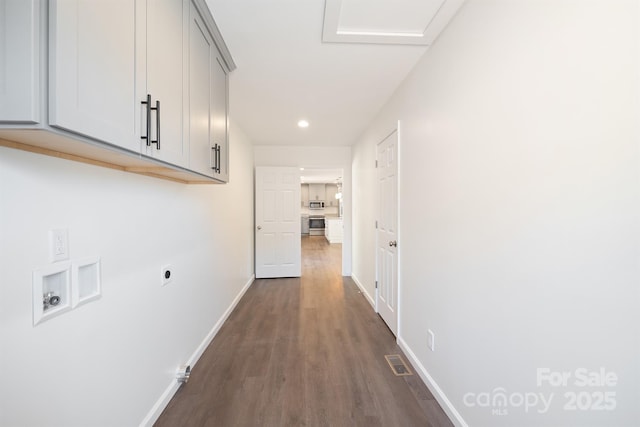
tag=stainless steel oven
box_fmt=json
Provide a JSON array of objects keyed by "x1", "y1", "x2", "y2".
[{"x1": 308, "y1": 215, "x2": 325, "y2": 235}]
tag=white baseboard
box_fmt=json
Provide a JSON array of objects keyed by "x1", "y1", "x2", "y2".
[
  {"x1": 397, "y1": 336, "x2": 468, "y2": 427},
  {"x1": 140, "y1": 274, "x2": 255, "y2": 427},
  {"x1": 351, "y1": 274, "x2": 375, "y2": 308}
]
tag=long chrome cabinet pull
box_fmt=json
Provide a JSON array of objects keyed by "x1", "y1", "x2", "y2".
[
  {"x1": 141, "y1": 94, "x2": 152, "y2": 146},
  {"x1": 151, "y1": 100, "x2": 160, "y2": 150}
]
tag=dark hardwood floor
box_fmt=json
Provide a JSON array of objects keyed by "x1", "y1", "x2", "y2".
[{"x1": 155, "y1": 236, "x2": 453, "y2": 427}]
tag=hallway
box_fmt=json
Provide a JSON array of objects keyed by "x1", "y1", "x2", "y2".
[{"x1": 155, "y1": 236, "x2": 452, "y2": 426}]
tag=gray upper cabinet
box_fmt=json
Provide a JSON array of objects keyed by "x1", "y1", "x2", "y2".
[
  {"x1": 49, "y1": 0, "x2": 140, "y2": 152},
  {"x1": 0, "y1": 0, "x2": 40, "y2": 124},
  {"x1": 211, "y1": 52, "x2": 229, "y2": 182},
  {"x1": 0, "y1": 0, "x2": 234, "y2": 184},
  {"x1": 143, "y1": 0, "x2": 189, "y2": 167},
  {"x1": 189, "y1": 0, "x2": 229, "y2": 182}
]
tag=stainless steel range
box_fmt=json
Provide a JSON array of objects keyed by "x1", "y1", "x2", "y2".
[{"x1": 308, "y1": 215, "x2": 325, "y2": 236}]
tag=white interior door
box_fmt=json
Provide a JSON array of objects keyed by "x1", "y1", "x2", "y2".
[
  {"x1": 376, "y1": 130, "x2": 399, "y2": 335},
  {"x1": 255, "y1": 167, "x2": 301, "y2": 278}
]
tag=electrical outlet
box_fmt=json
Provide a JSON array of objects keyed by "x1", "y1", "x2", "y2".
[
  {"x1": 428, "y1": 329, "x2": 435, "y2": 352},
  {"x1": 161, "y1": 265, "x2": 173, "y2": 286},
  {"x1": 49, "y1": 229, "x2": 69, "y2": 262}
]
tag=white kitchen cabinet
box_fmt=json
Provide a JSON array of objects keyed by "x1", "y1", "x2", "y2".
[
  {"x1": 0, "y1": 0, "x2": 40, "y2": 124},
  {"x1": 301, "y1": 184, "x2": 309, "y2": 207},
  {"x1": 325, "y1": 217, "x2": 343, "y2": 244},
  {"x1": 0, "y1": 0, "x2": 234, "y2": 184},
  {"x1": 49, "y1": 0, "x2": 141, "y2": 153},
  {"x1": 309, "y1": 183, "x2": 326, "y2": 201},
  {"x1": 325, "y1": 184, "x2": 338, "y2": 207}
]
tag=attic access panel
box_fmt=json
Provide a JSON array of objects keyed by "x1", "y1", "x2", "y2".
[{"x1": 322, "y1": 0, "x2": 466, "y2": 46}]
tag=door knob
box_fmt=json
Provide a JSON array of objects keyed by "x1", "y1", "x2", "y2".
[
  {"x1": 388, "y1": 240, "x2": 397, "y2": 247},
  {"x1": 257, "y1": 225, "x2": 262, "y2": 230}
]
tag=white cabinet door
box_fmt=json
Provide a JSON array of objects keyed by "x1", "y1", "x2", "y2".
[
  {"x1": 301, "y1": 184, "x2": 309, "y2": 206},
  {"x1": 144, "y1": 0, "x2": 188, "y2": 166},
  {"x1": 49, "y1": 0, "x2": 140, "y2": 152},
  {"x1": 325, "y1": 184, "x2": 337, "y2": 206},
  {"x1": 0, "y1": 0, "x2": 40, "y2": 123},
  {"x1": 309, "y1": 183, "x2": 326, "y2": 201}
]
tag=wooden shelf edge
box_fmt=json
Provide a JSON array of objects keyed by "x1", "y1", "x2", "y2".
[{"x1": 0, "y1": 136, "x2": 220, "y2": 185}]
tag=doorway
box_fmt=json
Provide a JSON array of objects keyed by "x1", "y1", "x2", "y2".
[{"x1": 300, "y1": 168, "x2": 344, "y2": 272}]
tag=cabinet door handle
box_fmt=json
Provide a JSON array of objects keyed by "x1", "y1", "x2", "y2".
[
  {"x1": 216, "y1": 144, "x2": 220, "y2": 173},
  {"x1": 141, "y1": 94, "x2": 151, "y2": 146},
  {"x1": 211, "y1": 144, "x2": 221, "y2": 174},
  {"x1": 151, "y1": 100, "x2": 160, "y2": 150},
  {"x1": 216, "y1": 144, "x2": 221, "y2": 174},
  {"x1": 211, "y1": 143, "x2": 219, "y2": 172}
]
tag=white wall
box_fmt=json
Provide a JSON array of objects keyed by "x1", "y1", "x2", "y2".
[
  {"x1": 0, "y1": 121, "x2": 255, "y2": 426},
  {"x1": 351, "y1": 1, "x2": 640, "y2": 426},
  {"x1": 351, "y1": 132, "x2": 378, "y2": 307},
  {"x1": 254, "y1": 145, "x2": 352, "y2": 275}
]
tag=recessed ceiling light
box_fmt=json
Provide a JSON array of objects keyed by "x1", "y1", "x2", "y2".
[
  {"x1": 297, "y1": 120, "x2": 309, "y2": 128},
  {"x1": 300, "y1": 167, "x2": 304, "y2": 171}
]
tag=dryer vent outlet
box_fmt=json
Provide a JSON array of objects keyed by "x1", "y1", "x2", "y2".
[{"x1": 176, "y1": 365, "x2": 191, "y2": 384}]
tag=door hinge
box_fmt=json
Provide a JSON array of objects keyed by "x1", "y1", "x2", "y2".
[
  {"x1": 375, "y1": 280, "x2": 378, "y2": 289},
  {"x1": 375, "y1": 160, "x2": 378, "y2": 168},
  {"x1": 375, "y1": 220, "x2": 378, "y2": 229}
]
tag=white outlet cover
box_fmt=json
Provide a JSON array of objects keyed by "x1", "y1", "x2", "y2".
[{"x1": 49, "y1": 229, "x2": 69, "y2": 262}]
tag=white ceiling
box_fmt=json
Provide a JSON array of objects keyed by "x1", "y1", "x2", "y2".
[
  {"x1": 205, "y1": 0, "x2": 464, "y2": 147},
  {"x1": 300, "y1": 168, "x2": 343, "y2": 184}
]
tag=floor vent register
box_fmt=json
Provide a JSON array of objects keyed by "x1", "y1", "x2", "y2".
[{"x1": 384, "y1": 354, "x2": 413, "y2": 376}]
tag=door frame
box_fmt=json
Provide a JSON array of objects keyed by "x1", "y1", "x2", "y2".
[
  {"x1": 253, "y1": 146, "x2": 353, "y2": 277},
  {"x1": 297, "y1": 165, "x2": 352, "y2": 276},
  {"x1": 375, "y1": 121, "x2": 401, "y2": 336}
]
